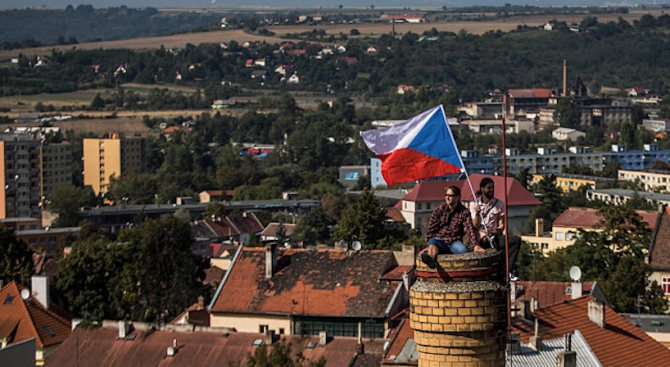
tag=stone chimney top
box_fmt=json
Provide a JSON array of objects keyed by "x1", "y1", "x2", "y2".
[
  {"x1": 265, "y1": 243, "x2": 277, "y2": 279},
  {"x1": 588, "y1": 300, "x2": 606, "y2": 328}
]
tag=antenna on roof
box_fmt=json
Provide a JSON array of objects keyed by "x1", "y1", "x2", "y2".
[
  {"x1": 338, "y1": 240, "x2": 346, "y2": 249},
  {"x1": 20, "y1": 289, "x2": 30, "y2": 300},
  {"x1": 569, "y1": 266, "x2": 582, "y2": 282},
  {"x1": 352, "y1": 241, "x2": 362, "y2": 251}
]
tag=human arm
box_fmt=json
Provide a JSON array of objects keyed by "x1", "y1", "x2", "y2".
[{"x1": 469, "y1": 201, "x2": 482, "y2": 229}]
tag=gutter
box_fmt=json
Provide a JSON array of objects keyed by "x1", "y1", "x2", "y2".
[
  {"x1": 385, "y1": 283, "x2": 403, "y2": 316},
  {"x1": 208, "y1": 244, "x2": 243, "y2": 311}
]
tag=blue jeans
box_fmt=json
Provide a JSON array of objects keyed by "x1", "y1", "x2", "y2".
[{"x1": 427, "y1": 238, "x2": 468, "y2": 254}]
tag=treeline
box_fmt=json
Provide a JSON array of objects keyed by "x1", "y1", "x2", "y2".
[
  {"x1": 0, "y1": 5, "x2": 220, "y2": 46},
  {"x1": 5, "y1": 14, "x2": 670, "y2": 102}
]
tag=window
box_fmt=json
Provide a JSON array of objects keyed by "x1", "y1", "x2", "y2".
[
  {"x1": 279, "y1": 328, "x2": 285, "y2": 335},
  {"x1": 556, "y1": 232, "x2": 564, "y2": 241},
  {"x1": 566, "y1": 232, "x2": 575, "y2": 241},
  {"x1": 417, "y1": 203, "x2": 422, "y2": 210},
  {"x1": 541, "y1": 243, "x2": 549, "y2": 250},
  {"x1": 259, "y1": 325, "x2": 268, "y2": 333},
  {"x1": 663, "y1": 277, "x2": 670, "y2": 295}
]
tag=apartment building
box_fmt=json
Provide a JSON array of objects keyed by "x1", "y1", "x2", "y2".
[
  {"x1": 41, "y1": 142, "x2": 72, "y2": 200},
  {"x1": 619, "y1": 169, "x2": 670, "y2": 193},
  {"x1": 530, "y1": 173, "x2": 615, "y2": 192},
  {"x1": 83, "y1": 133, "x2": 145, "y2": 196},
  {"x1": 0, "y1": 134, "x2": 42, "y2": 219}
]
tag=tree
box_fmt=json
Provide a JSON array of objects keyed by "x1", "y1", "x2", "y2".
[
  {"x1": 90, "y1": 93, "x2": 105, "y2": 110},
  {"x1": 0, "y1": 226, "x2": 34, "y2": 286},
  {"x1": 293, "y1": 206, "x2": 332, "y2": 246},
  {"x1": 333, "y1": 190, "x2": 388, "y2": 249},
  {"x1": 235, "y1": 341, "x2": 326, "y2": 367},
  {"x1": 48, "y1": 185, "x2": 95, "y2": 227},
  {"x1": 553, "y1": 98, "x2": 581, "y2": 129}
]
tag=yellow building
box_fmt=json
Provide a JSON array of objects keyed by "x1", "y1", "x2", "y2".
[
  {"x1": 83, "y1": 133, "x2": 145, "y2": 196},
  {"x1": 619, "y1": 169, "x2": 670, "y2": 193},
  {"x1": 649, "y1": 207, "x2": 670, "y2": 304},
  {"x1": 531, "y1": 173, "x2": 614, "y2": 193},
  {"x1": 522, "y1": 207, "x2": 659, "y2": 254}
]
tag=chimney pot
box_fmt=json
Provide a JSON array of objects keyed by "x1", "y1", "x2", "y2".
[
  {"x1": 570, "y1": 281, "x2": 582, "y2": 300},
  {"x1": 31, "y1": 275, "x2": 49, "y2": 310},
  {"x1": 535, "y1": 218, "x2": 544, "y2": 237},
  {"x1": 265, "y1": 244, "x2": 277, "y2": 279},
  {"x1": 319, "y1": 331, "x2": 327, "y2": 346},
  {"x1": 588, "y1": 300, "x2": 606, "y2": 328}
]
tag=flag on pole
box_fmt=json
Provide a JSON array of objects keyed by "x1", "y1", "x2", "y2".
[{"x1": 360, "y1": 105, "x2": 465, "y2": 186}]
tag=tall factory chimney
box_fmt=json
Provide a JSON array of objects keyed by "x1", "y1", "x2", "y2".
[{"x1": 563, "y1": 59, "x2": 568, "y2": 97}]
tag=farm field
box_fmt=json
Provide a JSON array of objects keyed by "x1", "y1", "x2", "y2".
[{"x1": 0, "y1": 9, "x2": 665, "y2": 57}]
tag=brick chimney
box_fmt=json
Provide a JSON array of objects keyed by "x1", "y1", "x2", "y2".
[
  {"x1": 265, "y1": 243, "x2": 277, "y2": 279},
  {"x1": 588, "y1": 300, "x2": 606, "y2": 328}
]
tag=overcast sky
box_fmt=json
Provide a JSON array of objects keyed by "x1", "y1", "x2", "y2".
[{"x1": 0, "y1": 0, "x2": 614, "y2": 10}]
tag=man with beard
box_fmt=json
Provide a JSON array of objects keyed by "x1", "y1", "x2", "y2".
[
  {"x1": 420, "y1": 185, "x2": 483, "y2": 269},
  {"x1": 469, "y1": 177, "x2": 521, "y2": 280}
]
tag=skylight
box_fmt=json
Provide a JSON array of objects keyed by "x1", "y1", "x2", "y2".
[
  {"x1": 42, "y1": 326, "x2": 55, "y2": 337},
  {"x1": 252, "y1": 339, "x2": 263, "y2": 347},
  {"x1": 4, "y1": 295, "x2": 14, "y2": 305}
]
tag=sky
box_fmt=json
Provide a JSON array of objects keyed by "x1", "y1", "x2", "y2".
[{"x1": 0, "y1": 0, "x2": 620, "y2": 10}]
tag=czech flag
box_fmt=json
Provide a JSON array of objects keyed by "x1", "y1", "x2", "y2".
[{"x1": 360, "y1": 105, "x2": 465, "y2": 186}]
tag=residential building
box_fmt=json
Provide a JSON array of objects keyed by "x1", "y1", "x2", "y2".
[
  {"x1": 552, "y1": 127, "x2": 585, "y2": 141},
  {"x1": 396, "y1": 174, "x2": 541, "y2": 235},
  {"x1": 1, "y1": 217, "x2": 41, "y2": 231},
  {"x1": 44, "y1": 324, "x2": 386, "y2": 367},
  {"x1": 0, "y1": 133, "x2": 43, "y2": 219},
  {"x1": 649, "y1": 206, "x2": 670, "y2": 304},
  {"x1": 40, "y1": 142, "x2": 72, "y2": 200},
  {"x1": 199, "y1": 190, "x2": 224, "y2": 203},
  {"x1": 505, "y1": 88, "x2": 553, "y2": 117},
  {"x1": 458, "y1": 101, "x2": 504, "y2": 119},
  {"x1": 260, "y1": 222, "x2": 296, "y2": 244},
  {"x1": 192, "y1": 213, "x2": 264, "y2": 246},
  {"x1": 461, "y1": 119, "x2": 534, "y2": 134},
  {"x1": 521, "y1": 207, "x2": 659, "y2": 253},
  {"x1": 511, "y1": 296, "x2": 670, "y2": 367},
  {"x1": 0, "y1": 338, "x2": 35, "y2": 367},
  {"x1": 587, "y1": 189, "x2": 670, "y2": 206},
  {"x1": 511, "y1": 280, "x2": 608, "y2": 314},
  {"x1": 530, "y1": 173, "x2": 615, "y2": 192},
  {"x1": 83, "y1": 133, "x2": 145, "y2": 196},
  {"x1": 619, "y1": 169, "x2": 670, "y2": 193},
  {"x1": 0, "y1": 279, "x2": 72, "y2": 366},
  {"x1": 15, "y1": 226, "x2": 80, "y2": 256},
  {"x1": 208, "y1": 247, "x2": 408, "y2": 338},
  {"x1": 642, "y1": 118, "x2": 670, "y2": 133},
  {"x1": 339, "y1": 165, "x2": 370, "y2": 189}
]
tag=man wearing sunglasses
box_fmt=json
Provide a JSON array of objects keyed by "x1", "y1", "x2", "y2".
[{"x1": 420, "y1": 186, "x2": 484, "y2": 269}]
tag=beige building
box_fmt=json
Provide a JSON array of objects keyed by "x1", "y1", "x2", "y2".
[
  {"x1": 618, "y1": 169, "x2": 670, "y2": 193},
  {"x1": 522, "y1": 207, "x2": 659, "y2": 253},
  {"x1": 83, "y1": 133, "x2": 145, "y2": 196},
  {"x1": 649, "y1": 206, "x2": 670, "y2": 304},
  {"x1": 530, "y1": 173, "x2": 614, "y2": 193}
]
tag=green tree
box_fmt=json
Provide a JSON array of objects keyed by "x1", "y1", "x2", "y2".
[
  {"x1": 553, "y1": 98, "x2": 581, "y2": 129},
  {"x1": 237, "y1": 341, "x2": 326, "y2": 367},
  {"x1": 90, "y1": 93, "x2": 105, "y2": 110},
  {"x1": 48, "y1": 185, "x2": 95, "y2": 227},
  {"x1": 293, "y1": 206, "x2": 332, "y2": 246},
  {"x1": 0, "y1": 226, "x2": 34, "y2": 286},
  {"x1": 333, "y1": 190, "x2": 388, "y2": 249}
]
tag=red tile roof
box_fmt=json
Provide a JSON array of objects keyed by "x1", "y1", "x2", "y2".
[
  {"x1": 553, "y1": 207, "x2": 659, "y2": 230},
  {"x1": 0, "y1": 281, "x2": 71, "y2": 349},
  {"x1": 512, "y1": 296, "x2": 670, "y2": 367},
  {"x1": 383, "y1": 319, "x2": 417, "y2": 365},
  {"x1": 386, "y1": 207, "x2": 406, "y2": 222},
  {"x1": 508, "y1": 88, "x2": 553, "y2": 98},
  {"x1": 380, "y1": 265, "x2": 413, "y2": 281},
  {"x1": 514, "y1": 281, "x2": 595, "y2": 310},
  {"x1": 401, "y1": 174, "x2": 541, "y2": 207},
  {"x1": 44, "y1": 327, "x2": 382, "y2": 367},
  {"x1": 260, "y1": 223, "x2": 296, "y2": 237},
  {"x1": 650, "y1": 207, "x2": 670, "y2": 270},
  {"x1": 210, "y1": 248, "x2": 398, "y2": 317}
]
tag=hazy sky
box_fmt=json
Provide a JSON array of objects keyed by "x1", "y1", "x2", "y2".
[{"x1": 0, "y1": 0, "x2": 612, "y2": 10}]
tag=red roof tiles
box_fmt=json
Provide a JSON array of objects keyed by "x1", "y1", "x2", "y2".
[
  {"x1": 383, "y1": 319, "x2": 417, "y2": 365},
  {"x1": 210, "y1": 248, "x2": 398, "y2": 318},
  {"x1": 44, "y1": 327, "x2": 384, "y2": 367},
  {"x1": 513, "y1": 281, "x2": 595, "y2": 310},
  {"x1": 0, "y1": 281, "x2": 71, "y2": 349},
  {"x1": 401, "y1": 174, "x2": 541, "y2": 207},
  {"x1": 512, "y1": 296, "x2": 670, "y2": 367},
  {"x1": 553, "y1": 207, "x2": 659, "y2": 230},
  {"x1": 508, "y1": 88, "x2": 553, "y2": 98}
]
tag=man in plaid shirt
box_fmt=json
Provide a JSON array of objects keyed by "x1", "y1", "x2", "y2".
[{"x1": 420, "y1": 186, "x2": 484, "y2": 269}]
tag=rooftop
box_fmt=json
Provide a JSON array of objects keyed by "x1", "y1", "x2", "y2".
[{"x1": 552, "y1": 207, "x2": 659, "y2": 230}]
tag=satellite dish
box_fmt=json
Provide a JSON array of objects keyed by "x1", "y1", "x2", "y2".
[
  {"x1": 352, "y1": 241, "x2": 362, "y2": 251},
  {"x1": 569, "y1": 266, "x2": 582, "y2": 282},
  {"x1": 338, "y1": 240, "x2": 346, "y2": 249},
  {"x1": 21, "y1": 289, "x2": 30, "y2": 300}
]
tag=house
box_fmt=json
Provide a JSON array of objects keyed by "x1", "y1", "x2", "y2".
[
  {"x1": 642, "y1": 118, "x2": 670, "y2": 133},
  {"x1": 285, "y1": 49, "x2": 306, "y2": 57},
  {"x1": 274, "y1": 64, "x2": 294, "y2": 76},
  {"x1": 529, "y1": 173, "x2": 615, "y2": 193},
  {"x1": 208, "y1": 247, "x2": 407, "y2": 338},
  {"x1": 365, "y1": 46, "x2": 378, "y2": 56},
  {"x1": 521, "y1": 207, "x2": 659, "y2": 253},
  {"x1": 552, "y1": 127, "x2": 585, "y2": 141},
  {"x1": 396, "y1": 85, "x2": 415, "y2": 95},
  {"x1": 286, "y1": 74, "x2": 300, "y2": 84},
  {"x1": 629, "y1": 87, "x2": 647, "y2": 97},
  {"x1": 398, "y1": 174, "x2": 541, "y2": 235},
  {"x1": 211, "y1": 99, "x2": 236, "y2": 109},
  {"x1": 192, "y1": 213, "x2": 264, "y2": 245},
  {"x1": 245, "y1": 59, "x2": 254, "y2": 67},
  {"x1": 250, "y1": 70, "x2": 267, "y2": 79},
  {"x1": 339, "y1": 56, "x2": 357, "y2": 65},
  {"x1": 511, "y1": 296, "x2": 670, "y2": 366},
  {"x1": 15, "y1": 226, "x2": 80, "y2": 257},
  {"x1": 254, "y1": 58, "x2": 266, "y2": 67},
  {"x1": 649, "y1": 206, "x2": 670, "y2": 304},
  {"x1": 199, "y1": 190, "x2": 223, "y2": 203},
  {"x1": 511, "y1": 280, "x2": 608, "y2": 314},
  {"x1": 44, "y1": 324, "x2": 386, "y2": 367},
  {"x1": 543, "y1": 22, "x2": 555, "y2": 30},
  {"x1": 505, "y1": 88, "x2": 553, "y2": 117},
  {"x1": 260, "y1": 222, "x2": 296, "y2": 243},
  {"x1": 0, "y1": 278, "x2": 72, "y2": 366}
]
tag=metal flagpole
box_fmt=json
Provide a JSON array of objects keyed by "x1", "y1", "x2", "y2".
[
  {"x1": 501, "y1": 103, "x2": 513, "y2": 348},
  {"x1": 439, "y1": 105, "x2": 494, "y2": 249}
]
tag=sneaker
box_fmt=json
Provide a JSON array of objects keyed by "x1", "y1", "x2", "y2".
[
  {"x1": 421, "y1": 253, "x2": 437, "y2": 269},
  {"x1": 509, "y1": 273, "x2": 519, "y2": 281}
]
